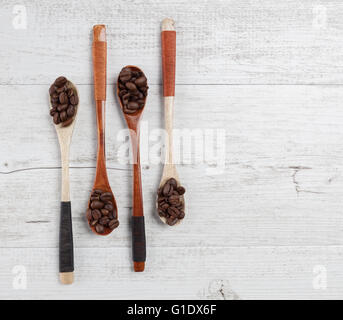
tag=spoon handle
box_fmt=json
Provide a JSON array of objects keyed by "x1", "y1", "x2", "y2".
[
  {"x1": 129, "y1": 129, "x2": 146, "y2": 272},
  {"x1": 161, "y1": 18, "x2": 176, "y2": 97},
  {"x1": 161, "y1": 19, "x2": 176, "y2": 164},
  {"x1": 59, "y1": 145, "x2": 74, "y2": 284},
  {"x1": 92, "y1": 25, "x2": 107, "y2": 101},
  {"x1": 92, "y1": 25, "x2": 108, "y2": 182}
]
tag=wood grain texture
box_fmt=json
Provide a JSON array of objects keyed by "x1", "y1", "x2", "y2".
[
  {"x1": 1, "y1": 0, "x2": 343, "y2": 85},
  {"x1": 92, "y1": 25, "x2": 107, "y2": 100},
  {"x1": 1, "y1": 0, "x2": 343, "y2": 299},
  {"x1": 1, "y1": 247, "x2": 343, "y2": 299},
  {"x1": 161, "y1": 31, "x2": 176, "y2": 96}
]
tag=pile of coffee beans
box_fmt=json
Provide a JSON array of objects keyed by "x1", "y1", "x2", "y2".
[
  {"x1": 157, "y1": 178, "x2": 186, "y2": 226},
  {"x1": 118, "y1": 67, "x2": 148, "y2": 114},
  {"x1": 86, "y1": 189, "x2": 119, "y2": 234},
  {"x1": 49, "y1": 76, "x2": 78, "y2": 126}
]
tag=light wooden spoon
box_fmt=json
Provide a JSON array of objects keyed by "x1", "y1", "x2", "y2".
[
  {"x1": 50, "y1": 80, "x2": 79, "y2": 285},
  {"x1": 158, "y1": 18, "x2": 185, "y2": 225}
]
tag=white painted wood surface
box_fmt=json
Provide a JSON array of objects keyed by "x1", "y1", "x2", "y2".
[{"x1": 0, "y1": 0, "x2": 343, "y2": 299}]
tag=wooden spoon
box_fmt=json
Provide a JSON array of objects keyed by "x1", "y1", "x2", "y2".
[
  {"x1": 50, "y1": 80, "x2": 79, "y2": 284},
  {"x1": 88, "y1": 25, "x2": 118, "y2": 236},
  {"x1": 116, "y1": 65, "x2": 146, "y2": 272},
  {"x1": 158, "y1": 18, "x2": 185, "y2": 225}
]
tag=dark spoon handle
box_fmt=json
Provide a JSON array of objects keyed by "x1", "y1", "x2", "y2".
[
  {"x1": 59, "y1": 201, "x2": 74, "y2": 275},
  {"x1": 132, "y1": 216, "x2": 146, "y2": 267}
]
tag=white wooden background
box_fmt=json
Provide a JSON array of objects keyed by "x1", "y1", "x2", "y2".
[{"x1": 1, "y1": 0, "x2": 343, "y2": 300}]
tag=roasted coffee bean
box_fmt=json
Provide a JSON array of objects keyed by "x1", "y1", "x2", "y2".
[
  {"x1": 109, "y1": 219, "x2": 119, "y2": 230},
  {"x1": 67, "y1": 105, "x2": 75, "y2": 117},
  {"x1": 162, "y1": 182, "x2": 173, "y2": 196},
  {"x1": 91, "y1": 220, "x2": 98, "y2": 226},
  {"x1": 135, "y1": 76, "x2": 147, "y2": 87},
  {"x1": 100, "y1": 192, "x2": 112, "y2": 201},
  {"x1": 167, "y1": 217, "x2": 178, "y2": 226},
  {"x1": 101, "y1": 209, "x2": 109, "y2": 216},
  {"x1": 158, "y1": 197, "x2": 166, "y2": 204},
  {"x1": 50, "y1": 108, "x2": 57, "y2": 116},
  {"x1": 87, "y1": 189, "x2": 118, "y2": 233},
  {"x1": 62, "y1": 118, "x2": 74, "y2": 127},
  {"x1": 127, "y1": 101, "x2": 139, "y2": 110},
  {"x1": 159, "y1": 210, "x2": 166, "y2": 217},
  {"x1": 160, "y1": 203, "x2": 169, "y2": 210},
  {"x1": 49, "y1": 76, "x2": 78, "y2": 126},
  {"x1": 168, "y1": 195, "x2": 180, "y2": 205},
  {"x1": 167, "y1": 178, "x2": 177, "y2": 188},
  {"x1": 70, "y1": 95, "x2": 78, "y2": 105},
  {"x1": 119, "y1": 68, "x2": 131, "y2": 82},
  {"x1": 92, "y1": 209, "x2": 102, "y2": 220},
  {"x1": 60, "y1": 111, "x2": 67, "y2": 122},
  {"x1": 95, "y1": 224, "x2": 104, "y2": 233},
  {"x1": 99, "y1": 217, "x2": 110, "y2": 225},
  {"x1": 57, "y1": 103, "x2": 68, "y2": 112},
  {"x1": 54, "y1": 76, "x2": 67, "y2": 87},
  {"x1": 86, "y1": 209, "x2": 92, "y2": 221},
  {"x1": 123, "y1": 107, "x2": 136, "y2": 114},
  {"x1": 176, "y1": 186, "x2": 185, "y2": 195},
  {"x1": 157, "y1": 179, "x2": 186, "y2": 225},
  {"x1": 53, "y1": 112, "x2": 60, "y2": 124},
  {"x1": 59, "y1": 92, "x2": 68, "y2": 104},
  {"x1": 67, "y1": 88, "x2": 74, "y2": 97},
  {"x1": 104, "y1": 204, "x2": 113, "y2": 211},
  {"x1": 49, "y1": 85, "x2": 56, "y2": 95},
  {"x1": 56, "y1": 86, "x2": 66, "y2": 94},
  {"x1": 167, "y1": 206, "x2": 179, "y2": 217},
  {"x1": 125, "y1": 82, "x2": 136, "y2": 91},
  {"x1": 91, "y1": 200, "x2": 104, "y2": 209},
  {"x1": 119, "y1": 90, "x2": 127, "y2": 97},
  {"x1": 118, "y1": 67, "x2": 148, "y2": 114}
]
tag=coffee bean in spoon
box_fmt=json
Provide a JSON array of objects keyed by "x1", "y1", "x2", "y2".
[
  {"x1": 157, "y1": 178, "x2": 186, "y2": 226},
  {"x1": 87, "y1": 189, "x2": 119, "y2": 233},
  {"x1": 49, "y1": 76, "x2": 78, "y2": 127},
  {"x1": 118, "y1": 67, "x2": 148, "y2": 114}
]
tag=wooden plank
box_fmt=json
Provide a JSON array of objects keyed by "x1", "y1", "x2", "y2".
[
  {"x1": 0, "y1": 84, "x2": 343, "y2": 248},
  {"x1": 1, "y1": 84, "x2": 343, "y2": 171},
  {"x1": 1, "y1": 0, "x2": 343, "y2": 84},
  {"x1": 1, "y1": 246, "x2": 342, "y2": 299}
]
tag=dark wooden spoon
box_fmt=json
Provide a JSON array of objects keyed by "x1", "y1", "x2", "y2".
[
  {"x1": 87, "y1": 25, "x2": 118, "y2": 236},
  {"x1": 116, "y1": 65, "x2": 147, "y2": 272}
]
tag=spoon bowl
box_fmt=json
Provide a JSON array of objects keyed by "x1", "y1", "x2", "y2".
[
  {"x1": 157, "y1": 165, "x2": 185, "y2": 226},
  {"x1": 87, "y1": 184, "x2": 118, "y2": 236},
  {"x1": 50, "y1": 80, "x2": 79, "y2": 133},
  {"x1": 116, "y1": 65, "x2": 146, "y2": 121}
]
